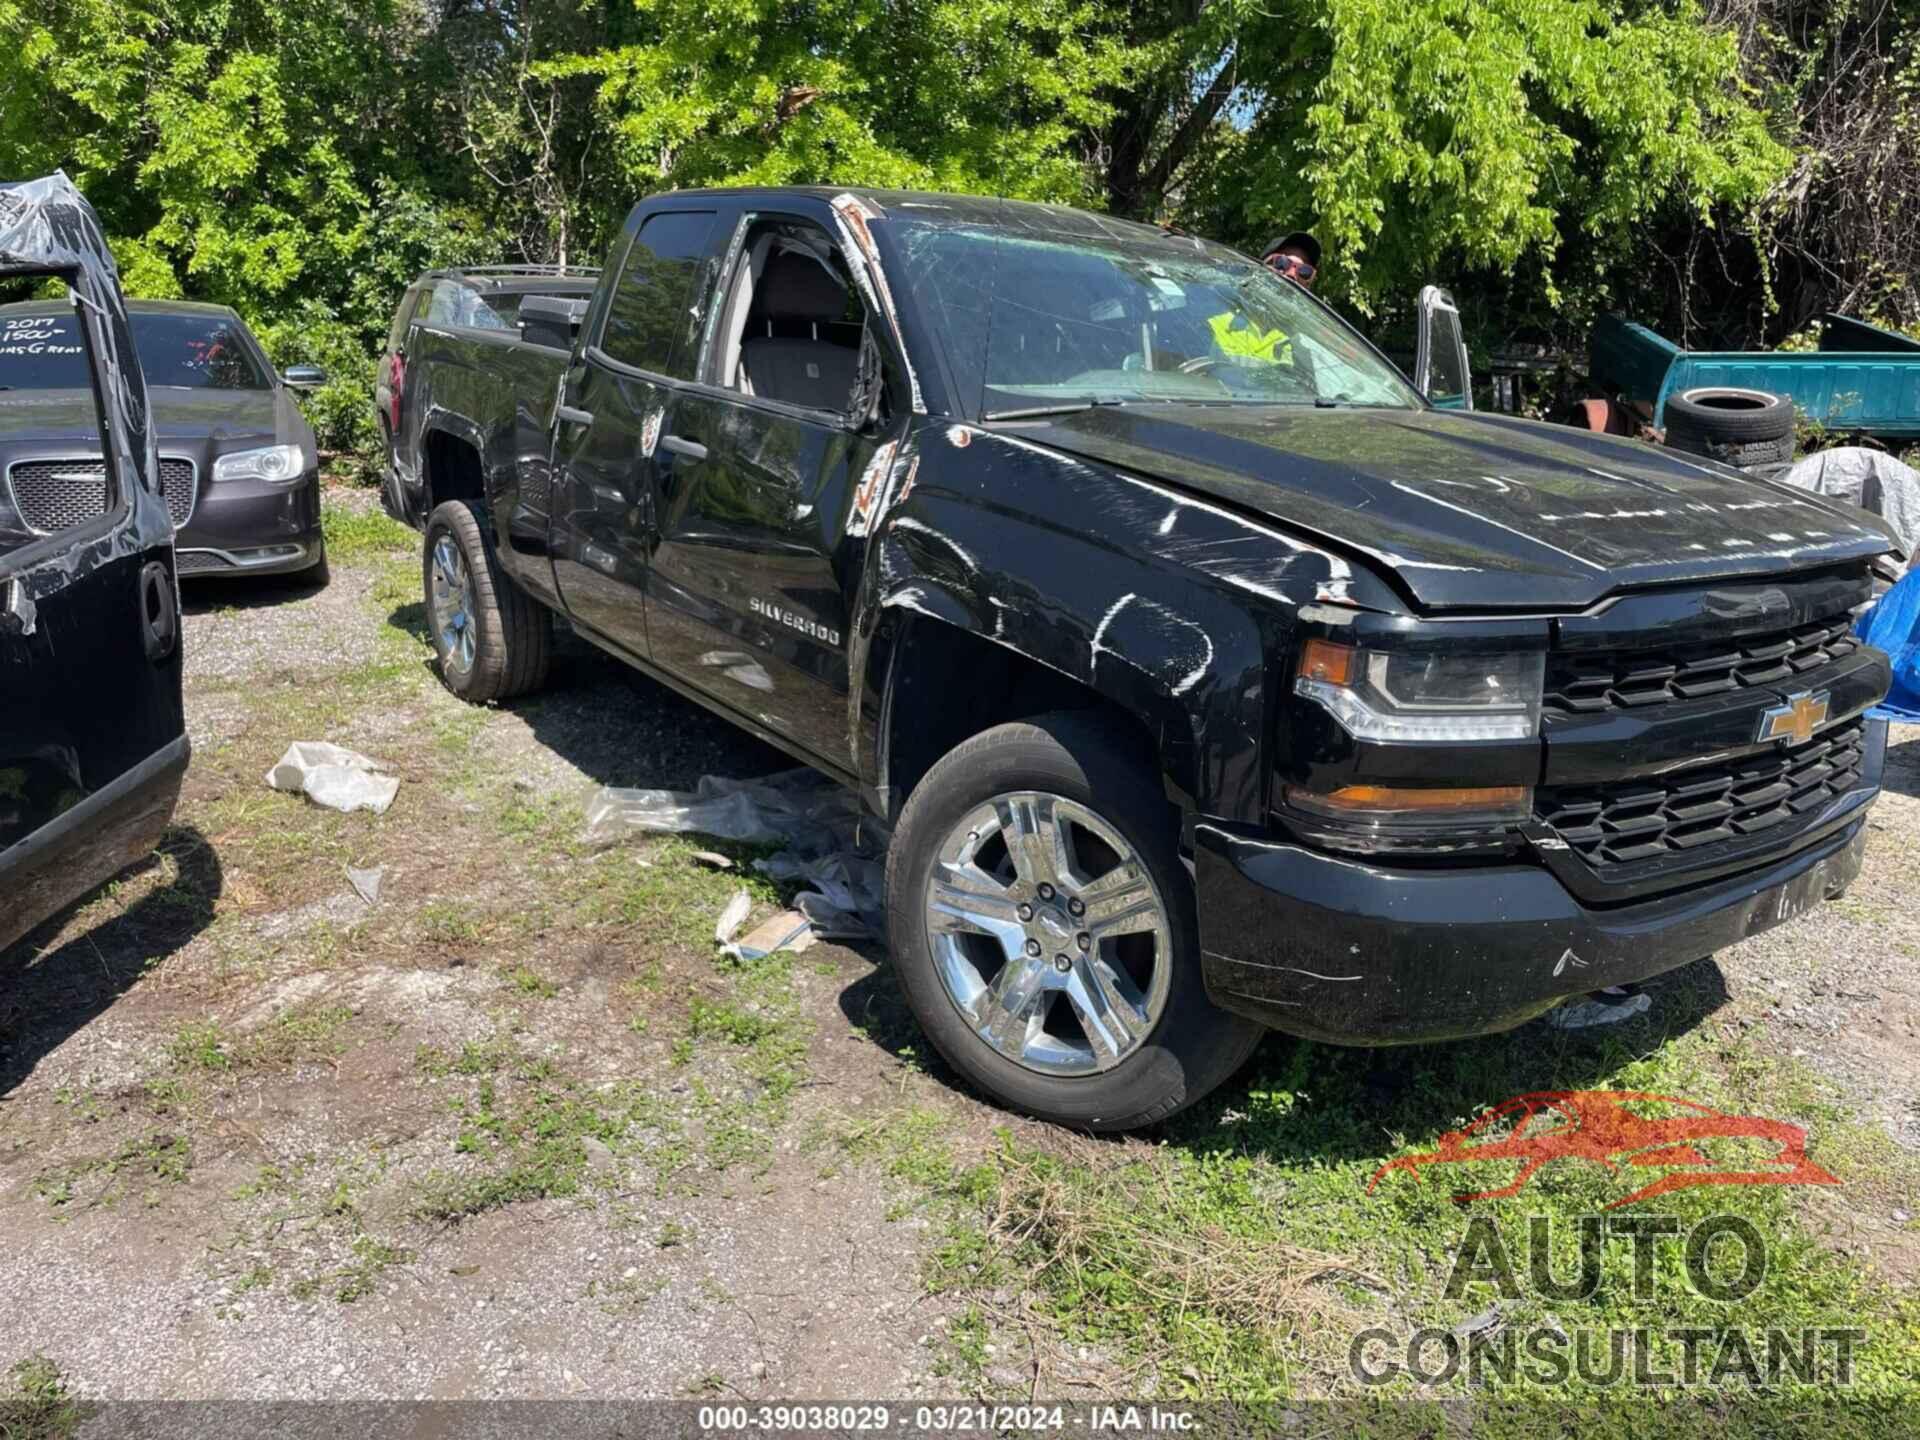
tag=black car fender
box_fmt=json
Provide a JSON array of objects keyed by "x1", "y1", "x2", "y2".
[{"x1": 855, "y1": 423, "x2": 1389, "y2": 824}]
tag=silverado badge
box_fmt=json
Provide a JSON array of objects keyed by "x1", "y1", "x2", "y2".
[{"x1": 1756, "y1": 690, "x2": 1830, "y2": 746}]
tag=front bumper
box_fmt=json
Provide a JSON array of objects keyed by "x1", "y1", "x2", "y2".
[
  {"x1": 176, "y1": 469, "x2": 324, "y2": 578},
  {"x1": 1194, "y1": 721, "x2": 1884, "y2": 1046}
]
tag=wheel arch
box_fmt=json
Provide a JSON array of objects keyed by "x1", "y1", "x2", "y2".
[{"x1": 422, "y1": 420, "x2": 488, "y2": 516}]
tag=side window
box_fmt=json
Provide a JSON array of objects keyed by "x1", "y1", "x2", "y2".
[
  {"x1": 422, "y1": 280, "x2": 518, "y2": 332},
  {"x1": 711, "y1": 216, "x2": 870, "y2": 415},
  {"x1": 600, "y1": 210, "x2": 718, "y2": 378},
  {"x1": 422, "y1": 280, "x2": 470, "y2": 325}
]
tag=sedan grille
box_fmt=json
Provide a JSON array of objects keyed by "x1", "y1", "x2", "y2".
[
  {"x1": 6, "y1": 456, "x2": 197, "y2": 534},
  {"x1": 1545, "y1": 615, "x2": 1861, "y2": 715},
  {"x1": 1536, "y1": 718, "x2": 1867, "y2": 867}
]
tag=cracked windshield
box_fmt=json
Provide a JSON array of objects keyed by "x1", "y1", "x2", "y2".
[{"x1": 902, "y1": 227, "x2": 1422, "y2": 417}]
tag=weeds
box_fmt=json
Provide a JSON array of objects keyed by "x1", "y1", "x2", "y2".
[{"x1": 1, "y1": 1356, "x2": 84, "y2": 1440}]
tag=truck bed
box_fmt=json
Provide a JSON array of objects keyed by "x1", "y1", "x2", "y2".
[{"x1": 1590, "y1": 312, "x2": 1920, "y2": 439}]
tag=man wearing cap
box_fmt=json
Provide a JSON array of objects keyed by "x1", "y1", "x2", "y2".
[
  {"x1": 1201, "y1": 229, "x2": 1323, "y2": 370},
  {"x1": 1262, "y1": 231, "x2": 1321, "y2": 289}
]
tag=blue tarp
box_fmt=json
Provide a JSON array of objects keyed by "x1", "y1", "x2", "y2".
[{"x1": 1856, "y1": 568, "x2": 1920, "y2": 721}]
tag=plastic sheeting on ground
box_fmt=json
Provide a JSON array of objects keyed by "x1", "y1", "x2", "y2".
[
  {"x1": 1776, "y1": 447, "x2": 1918, "y2": 560},
  {"x1": 584, "y1": 769, "x2": 888, "y2": 947},
  {"x1": 265, "y1": 741, "x2": 400, "y2": 815},
  {"x1": 1856, "y1": 567, "x2": 1920, "y2": 721}
]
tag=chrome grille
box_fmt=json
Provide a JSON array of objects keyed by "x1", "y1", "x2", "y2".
[
  {"x1": 1536, "y1": 718, "x2": 1867, "y2": 866},
  {"x1": 6, "y1": 456, "x2": 197, "y2": 534},
  {"x1": 1545, "y1": 615, "x2": 1861, "y2": 715}
]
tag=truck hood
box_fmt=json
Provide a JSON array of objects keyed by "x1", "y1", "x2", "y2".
[
  {"x1": 1024, "y1": 404, "x2": 1895, "y2": 611},
  {"x1": 0, "y1": 386, "x2": 299, "y2": 448}
]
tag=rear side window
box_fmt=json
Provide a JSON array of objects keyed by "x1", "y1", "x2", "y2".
[
  {"x1": 422, "y1": 280, "x2": 518, "y2": 332},
  {"x1": 599, "y1": 211, "x2": 717, "y2": 378}
]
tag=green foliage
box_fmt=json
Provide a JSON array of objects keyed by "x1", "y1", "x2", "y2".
[
  {"x1": 0, "y1": 0, "x2": 1808, "y2": 461},
  {"x1": 1183, "y1": 0, "x2": 1790, "y2": 313}
]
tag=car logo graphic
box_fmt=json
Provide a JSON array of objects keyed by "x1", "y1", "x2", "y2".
[
  {"x1": 1756, "y1": 690, "x2": 1830, "y2": 746},
  {"x1": 1367, "y1": 1090, "x2": 1840, "y2": 1209}
]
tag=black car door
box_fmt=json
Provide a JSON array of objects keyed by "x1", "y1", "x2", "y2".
[
  {"x1": 642, "y1": 206, "x2": 901, "y2": 775},
  {"x1": 550, "y1": 207, "x2": 723, "y2": 660},
  {"x1": 1, "y1": 176, "x2": 187, "y2": 954}
]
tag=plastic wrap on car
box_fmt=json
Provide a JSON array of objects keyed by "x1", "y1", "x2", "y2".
[{"x1": 0, "y1": 171, "x2": 166, "y2": 609}]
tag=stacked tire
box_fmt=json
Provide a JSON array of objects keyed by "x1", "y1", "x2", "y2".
[{"x1": 1663, "y1": 387, "x2": 1795, "y2": 468}]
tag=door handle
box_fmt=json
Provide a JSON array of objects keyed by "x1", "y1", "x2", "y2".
[
  {"x1": 659, "y1": 434, "x2": 707, "y2": 461},
  {"x1": 556, "y1": 404, "x2": 594, "y2": 428}
]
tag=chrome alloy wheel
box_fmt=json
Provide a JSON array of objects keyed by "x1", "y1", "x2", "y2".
[
  {"x1": 923, "y1": 792, "x2": 1173, "y2": 1076},
  {"x1": 427, "y1": 532, "x2": 477, "y2": 678}
]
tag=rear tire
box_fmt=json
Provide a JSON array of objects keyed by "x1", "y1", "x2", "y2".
[
  {"x1": 884, "y1": 711, "x2": 1263, "y2": 1131},
  {"x1": 423, "y1": 499, "x2": 551, "y2": 703}
]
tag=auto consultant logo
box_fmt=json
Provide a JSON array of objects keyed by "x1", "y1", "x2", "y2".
[
  {"x1": 1367, "y1": 1090, "x2": 1840, "y2": 1209},
  {"x1": 1355, "y1": 1092, "x2": 1861, "y2": 1391}
]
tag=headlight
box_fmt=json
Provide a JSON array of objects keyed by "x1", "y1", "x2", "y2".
[
  {"x1": 212, "y1": 444, "x2": 306, "y2": 483},
  {"x1": 1293, "y1": 638, "x2": 1543, "y2": 742}
]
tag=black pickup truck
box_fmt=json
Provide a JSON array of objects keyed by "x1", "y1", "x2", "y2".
[{"x1": 381, "y1": 188, "x2": 1898, "y2": 1130}]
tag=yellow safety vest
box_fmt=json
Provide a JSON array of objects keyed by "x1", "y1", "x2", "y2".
[{"x1": 1207, "y1": 311, "x2": 1292, "y2": 365}]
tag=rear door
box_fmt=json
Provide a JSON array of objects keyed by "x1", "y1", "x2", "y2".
[
  {"x1": 1, "y1": 175, "x2": 187, "y2": 954},
  {"x1": 550, "y1": 207, "x2": 722, "y2": 659}
]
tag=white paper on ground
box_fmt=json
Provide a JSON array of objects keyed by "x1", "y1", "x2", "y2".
[
  {"x1": 265, "y1": 741, "x2": 400, "y2": 815},
  {"x1": 714, "y1": 888, "x2": 753, "y2": 945},
  {"x1": 345, "y1": 864, "x2": 387, "y2": 906}
]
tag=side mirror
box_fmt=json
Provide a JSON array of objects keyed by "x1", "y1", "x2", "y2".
[
  {"x1": 1413, "y1": 286, "x2": 1472, "y2": 410},
  {"x1": 518, "y1": 294, "x2": 588, "y2": 352},
  {"x1": 282, "y1": 364, "x2": 329, "y2": 391}
]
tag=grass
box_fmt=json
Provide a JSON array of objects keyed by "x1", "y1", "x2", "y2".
[
  {"x1": 0, "y1": 1356, "x2": 84, "y2": 1440},
  {"x1": 835, "y1": 1001, "x2": 1920, "y2": 1418},
  {"x1": 320, "y1": 504, "x2": 416, "y2": 565},
  {"x1": 33, "y1": 1132, "x2": 191, "y2": 1210},
  {"x1": 166, "y1": 1004, "x2": 354, "y2": 1074}
]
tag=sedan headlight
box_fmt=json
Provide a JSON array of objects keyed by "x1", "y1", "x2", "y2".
[
  {"x1": 1293, "y1": 638, "x2": 1544, "y2": 742},
  {"x1": 212, "y1": 444, "x2": 307, "y2": 483}
]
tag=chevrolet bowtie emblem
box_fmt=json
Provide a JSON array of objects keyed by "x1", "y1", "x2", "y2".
[{"x1": 1757, "y1": 690, "x2": 1831, "y2": 746}]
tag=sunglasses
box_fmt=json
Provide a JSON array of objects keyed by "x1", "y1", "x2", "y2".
[{"x1": 1267, "y1": 253, "x2": 1317, "y2": 283}]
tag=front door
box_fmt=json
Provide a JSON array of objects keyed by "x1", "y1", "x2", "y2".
[
  {"x1": 549, "y1": 207, "x2": 722, "y2": 660},
  {"x1": 642, "y1": 210, "x2": 898, "y2": 773},
  {"x1": 1, "y1": 175, "x2": 187, "y2": 953}
]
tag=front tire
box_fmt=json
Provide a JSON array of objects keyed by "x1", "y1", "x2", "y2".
[
  {"x1": 423, "y1": 500, "x2": 551, "y2": 703},
  {"x1": 885, "y1": 712, "x2": 1263, "y2": 1131}
]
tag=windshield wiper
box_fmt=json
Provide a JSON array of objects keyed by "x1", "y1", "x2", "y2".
[{"x1": 980, "y1": 397, "x2": 1127, "y2": 422}]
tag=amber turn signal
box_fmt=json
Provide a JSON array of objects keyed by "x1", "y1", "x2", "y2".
[
  {"x1": 1297, "y1": 637, "x2": 1356, "y2": 686},
  {"x1": 1288, "y1": 783, "x2": 1529, "y2": 815}
]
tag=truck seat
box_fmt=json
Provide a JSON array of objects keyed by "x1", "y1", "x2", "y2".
[{"x1": 741, "y1": 250, "x2": 861, "y2": 413}]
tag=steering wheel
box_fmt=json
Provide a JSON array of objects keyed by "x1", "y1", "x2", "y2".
[{"x1": 1177, "y1": 355, "x2": 1230, "y2": 376}]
